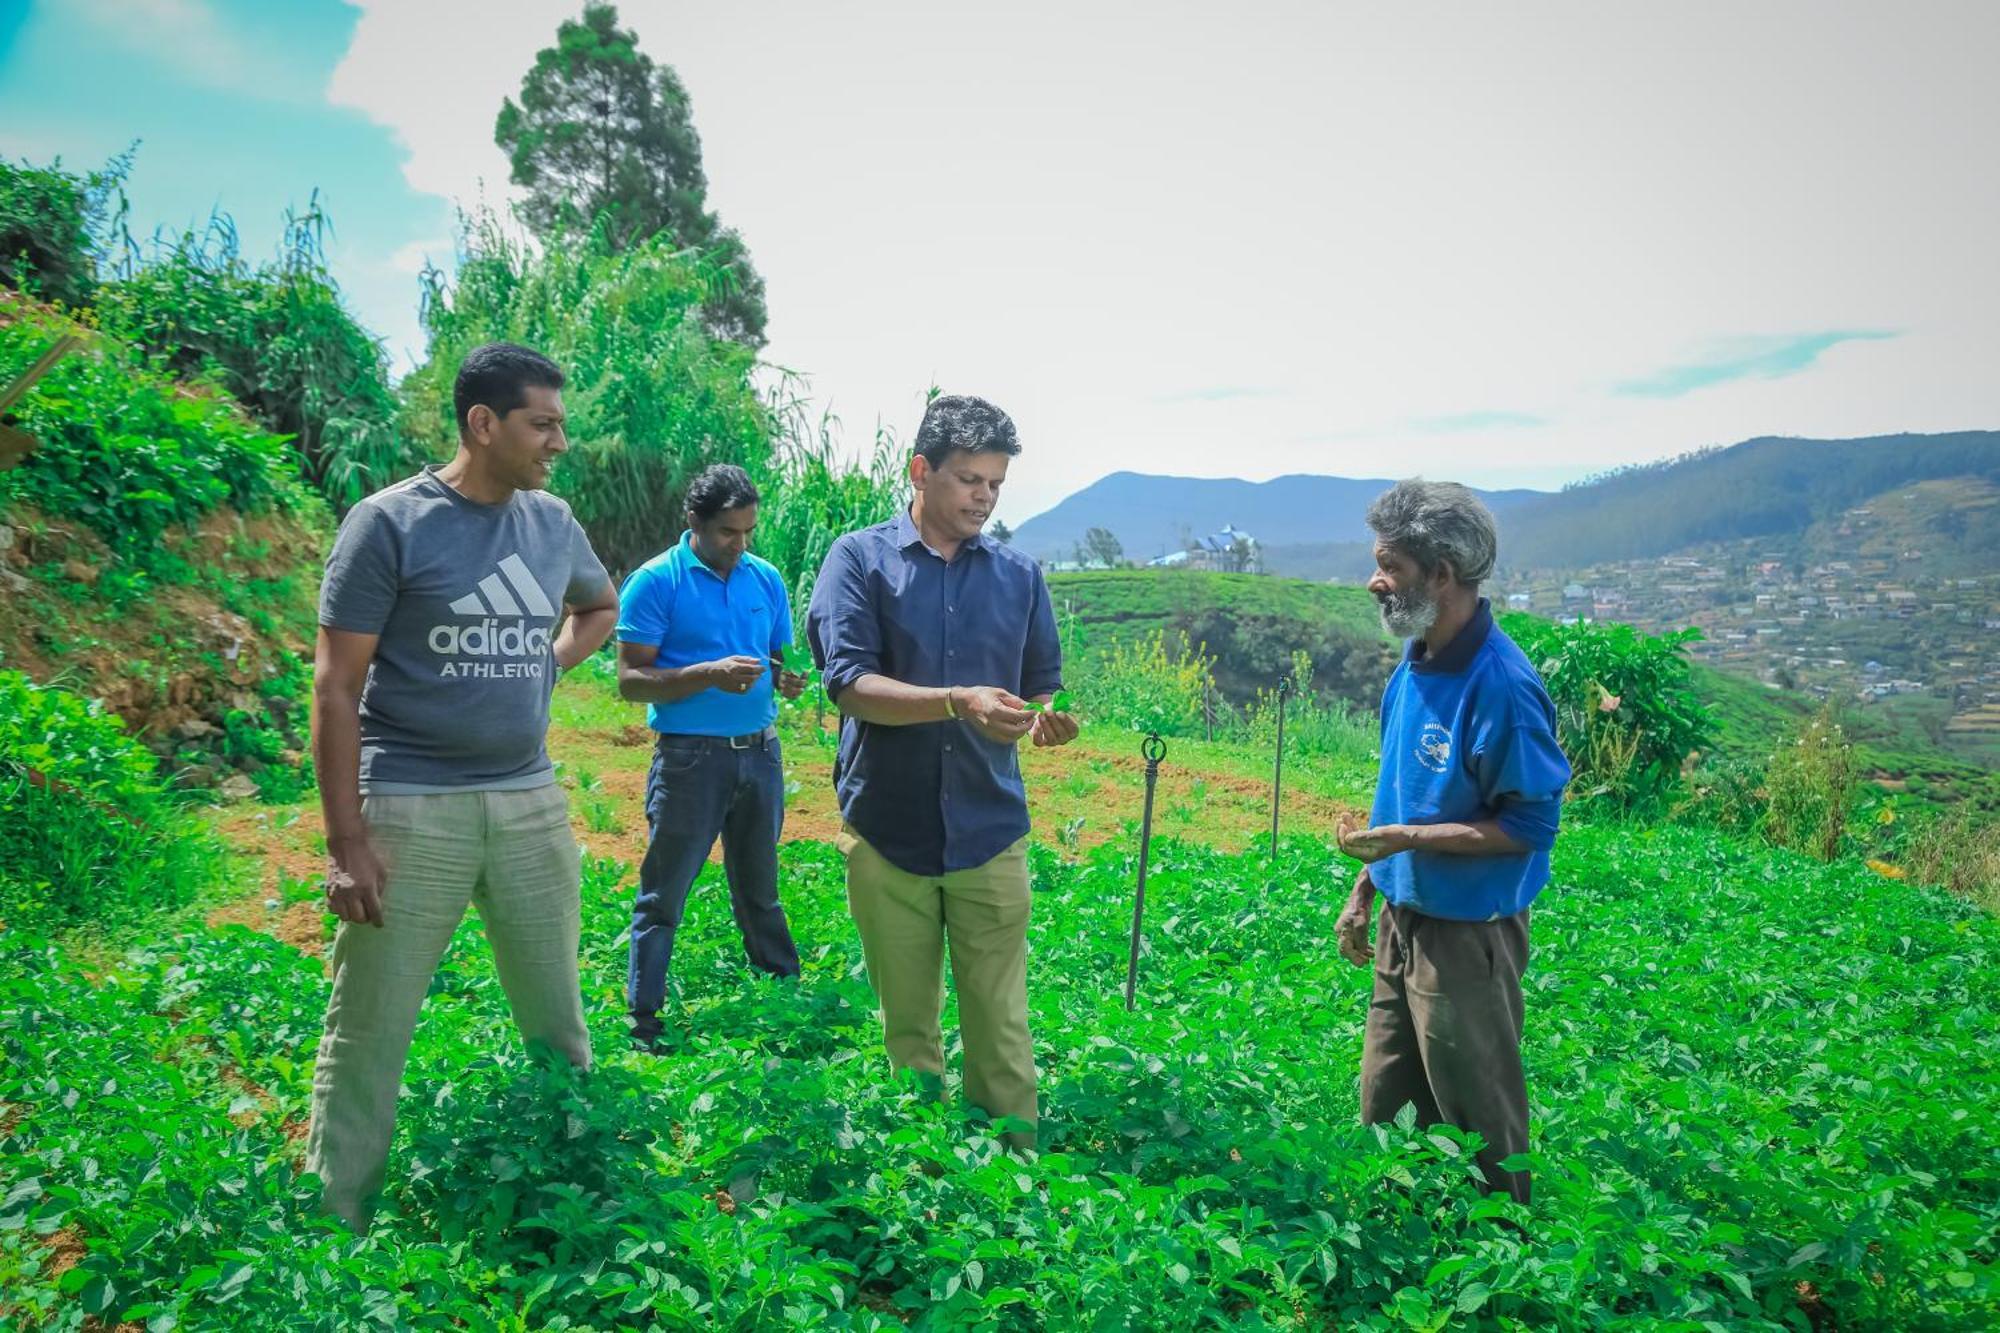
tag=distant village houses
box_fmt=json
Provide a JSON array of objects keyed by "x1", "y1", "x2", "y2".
[{"x1": 1146, "y1": 523, "x2": 1263, "y2": 573}]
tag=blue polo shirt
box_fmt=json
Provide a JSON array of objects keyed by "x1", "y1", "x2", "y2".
[
  {"x1": 805, "y1": 509, "x2": 1063, "y2": 877},
  {"x1": 616, "y1": 533, "x2": 793, "y2": 737},
  {"x1": 1368, "y1": 599, "x2": 1571, "y2": 921}
]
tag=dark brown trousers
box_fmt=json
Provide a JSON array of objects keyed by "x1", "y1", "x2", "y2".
[{"x1": 1359, "y1": 900, "x2": 1532, "y2": 1204}]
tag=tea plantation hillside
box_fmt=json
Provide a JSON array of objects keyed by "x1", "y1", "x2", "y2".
[{"x1": 3, "y1": 663, "x2": 1997, "y2": 1329}]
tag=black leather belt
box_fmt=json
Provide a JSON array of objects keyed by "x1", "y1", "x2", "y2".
[{"x1": 657, "y1": 727, "x2": 777, "y2": 751}]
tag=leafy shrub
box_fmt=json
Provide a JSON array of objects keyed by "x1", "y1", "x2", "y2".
[
  {"x1": 1500, "y1": 612, "x2": 1715, "y2": 809},
  {"x1": 0, "y1": 295, "x2": 312, "y2": 555},
  {"x1": 0, "y1": 154, "x2": 123, "y2": 309},
  {"x1": 1673, "y1": 751, "x2": 1768, "y2": 836},
  {"x1": 92, "y1": 203, "x2": 420, "y2": 510},
  {"x1": 0, "y1": 671, "x2": 217, "y2": 930},
  {"x1": 1068, "y1": 629, "x2": 1216, "y2": 737},
  {"x1": 1764, "y1": 706, "x2": 1857, "y2": 862}
]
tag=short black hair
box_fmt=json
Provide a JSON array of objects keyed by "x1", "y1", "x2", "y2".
[
  {"x1": 453, "y1": 342, "x2": 565, "y2": 436},
  {"x1": 685, "y1": 463, "x2": 760, "y2": 521},
  {"x1": 913, "y1": 394, "x2": 1020, "y2": 470}
]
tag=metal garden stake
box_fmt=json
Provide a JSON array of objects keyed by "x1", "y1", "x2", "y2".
[
  {"x1": 1270, "y1": 674, "x2": 1292, "y2": 857},
  {"x1": 1125, "y1": 731, "x2": 1168, "y2": 1011}
]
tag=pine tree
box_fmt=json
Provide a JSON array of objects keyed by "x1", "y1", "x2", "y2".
[{"x1": 495, "y1": 4, "x2": 768, "y2": 345}]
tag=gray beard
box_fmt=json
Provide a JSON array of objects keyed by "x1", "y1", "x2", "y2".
[{"x1": 1377, "y1": 588, "x2": 1439, "y2": 639}]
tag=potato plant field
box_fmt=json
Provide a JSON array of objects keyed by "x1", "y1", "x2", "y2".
[{"x1": 3, "y1": 784, "x2": 1996, "y2": 1329}]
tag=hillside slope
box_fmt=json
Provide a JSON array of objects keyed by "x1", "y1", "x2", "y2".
[
  {"x1": 1496, "y1": 430, "x2": 1999, "y2": 572},
  {"x1": 1, "y1": 294, "x2": 328, "y2": 796}
]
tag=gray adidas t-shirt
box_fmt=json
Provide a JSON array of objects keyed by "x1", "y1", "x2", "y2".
[{"x1": 319, "y1": 465, "x2": 611, "y2": 793}]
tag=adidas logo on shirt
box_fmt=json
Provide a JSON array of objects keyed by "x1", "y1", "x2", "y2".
[{"x1": 428, "y1": 552, "x2": 554, "y2": 677}]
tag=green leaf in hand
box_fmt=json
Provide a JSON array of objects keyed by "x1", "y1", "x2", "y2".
[
  {"x1": 1024, "y1": 690, "x2": 1074, "y2": 714},
  {"x1": 779, "y1": 645, "x2": 814, "y2": 674}
]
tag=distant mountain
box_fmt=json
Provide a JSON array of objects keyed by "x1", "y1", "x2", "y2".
[
  {"x1": 1491, "y1": 431, "x2": 2000, "y2": 571},
  {"x1": 1015, "y1": 432, "x2": 2000, "y2": 580},
  {"x1": 1008, "y1": 472, "x2": 1543, "y2": 563}
]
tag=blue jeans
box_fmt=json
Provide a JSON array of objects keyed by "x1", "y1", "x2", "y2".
[{"x1": 627, "y1": 732, "x2": 801, "y2": 1039}]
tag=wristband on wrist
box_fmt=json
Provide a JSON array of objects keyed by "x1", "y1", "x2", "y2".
[{"x1": 943, "y1": 687, "x2": 958, "y2": 721}]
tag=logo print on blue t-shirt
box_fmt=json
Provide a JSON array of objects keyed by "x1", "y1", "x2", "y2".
[{"x1": 1416, "y1": 722, "x2": 1452, "y2": 773}]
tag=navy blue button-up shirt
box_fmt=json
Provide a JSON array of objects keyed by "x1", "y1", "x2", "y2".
[{"x1": 805, "y1": 508, "x2": 1063, "y2": 876}]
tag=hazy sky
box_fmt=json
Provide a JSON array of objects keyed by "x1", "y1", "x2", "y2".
[{"x1": 3, "y1": 0, "x2": 1995, "y2": 523}]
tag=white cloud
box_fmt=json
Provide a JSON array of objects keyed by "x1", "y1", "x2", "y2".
[{"x1": 326, "y1": 0, "x2": 565, "y2": 212}]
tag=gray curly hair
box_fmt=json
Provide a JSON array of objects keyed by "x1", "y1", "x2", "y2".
[
  {"x1": 914, "y1": 394, "x2": 1020, "y2": 468},
  {"x1": 1365, "y1": 479, "x2": 1499, "y2": 587}
]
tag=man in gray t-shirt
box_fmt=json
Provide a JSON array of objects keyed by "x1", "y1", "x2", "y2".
[{"x1": 304, "y1": 342, "x2": 618, "y2": 1230}]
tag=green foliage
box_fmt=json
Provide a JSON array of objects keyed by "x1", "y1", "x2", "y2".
[
  {"x1": 5, "y1": 827, "x2": 1998, "y2": 1326},
  {"x1": 405, "y1": 216, "x2": 772, "y2": 576},
  {"x1": 1500, "y1": 612, "x2": 1715, "y2": 809},
  {"x1": 1067, "y1": 629, "x2": 1215, "y2": 737},
  {"x1": 1243, "y1": 650, "x2": 1378, "y2": 765},
  {"x1": 0, "y1": 671, "x2": 216, "y2": 931},
  {"x1": 0, "y1": 295, "x2": 312, "y2": 555},
  {"x1": 0, "y1": 153, "x2": 125, "y2": 308},
  {"x1": 1764, "y1": 706, "x2": 1858, "y2": 862},
  {"x1": 751, "y1": 391, "x2": 908, "y2": 613},
  {"x1": 92, "y1": 202, "x2": 420, "y2": 510},
  {"x1": 496, "y1": 2, "x2": 767, "y2": 345}
]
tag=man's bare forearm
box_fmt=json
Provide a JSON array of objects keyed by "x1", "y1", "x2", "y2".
[
  {"x1": 618, "y1": 661, "x2": 721, "y2": 704},
  {"x1": 311, "y1": 684, "x2": 366, "y2": 843},
  {"x1": 1390, "y1": 820, "x2": 1530, "y2": 856},
  {"x1": 555, "y1": 606, "x2": 617, "y2": 671},
  {"x1": 834, "y1": 673, "x2": 957, "y2": 726}
]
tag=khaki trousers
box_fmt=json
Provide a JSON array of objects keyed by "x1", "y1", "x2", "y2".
[
  {"x1": 1359, "y1": 900, "x2": 1533, "y2": 1204},
  {"x1": 837, "y1": 825, "x2": 1037, "y2": 1145},
  {"x1": 304, "y1": 785, "x2": 591, "y2": 1228}
]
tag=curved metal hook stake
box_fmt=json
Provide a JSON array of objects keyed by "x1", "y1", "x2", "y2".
[{"x1": 1125, "y1": 731, "x2": 1167, "y2": 1010}]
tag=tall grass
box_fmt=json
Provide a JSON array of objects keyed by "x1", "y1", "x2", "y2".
[{"x1": 404, "y1": 213, "x2": 769, "y2": 576}]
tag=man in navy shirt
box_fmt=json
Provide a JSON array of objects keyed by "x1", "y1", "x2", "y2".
[
  {"x1": 616, "y1": 464, "x2": 807, "y2": 1048},
  {"x1": 806, "y1": 395, "x2": 1078, "y2": 1149},
  {"x1": 1333, "y1": 479, "x2": 1571, "y2": 1205}
]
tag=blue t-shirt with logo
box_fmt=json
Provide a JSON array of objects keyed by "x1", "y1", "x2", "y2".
[
  {"x1": 616, "y1": 533, "x2": 794, "y2": 737},
  {"x1": 1367, "y1": 600, "x2": 1571, "y2": 921}
]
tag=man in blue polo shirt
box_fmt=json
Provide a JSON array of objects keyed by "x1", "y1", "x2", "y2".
[
  {"x1": 1332, "y1": 479, "x2": 1571, "y2": 1205},
  {"x1": 615, "y1": 464, "x2": 807, "y2": 1048}
]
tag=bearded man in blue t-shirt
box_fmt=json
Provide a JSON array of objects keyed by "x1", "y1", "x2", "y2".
[{"x1": 1333, "y1": 479, "x2": 1572, "y2": 1206}]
